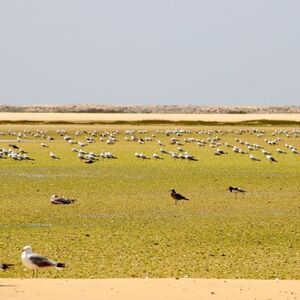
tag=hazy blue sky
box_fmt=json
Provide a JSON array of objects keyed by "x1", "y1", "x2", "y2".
[{"x1": 0, "y1": 0, "x2": 299, "y2": 105}]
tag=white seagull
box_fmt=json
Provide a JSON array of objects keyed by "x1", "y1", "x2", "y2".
[
  {"x1": 21, "y1": 245, "x2": 65, "y2": 278},
  {"x1": 266, "y1": 155, "x2": 278, "y2": 162},
  {"x1": 276, "y1": 148, "x2": 287, "y2": 154},
  {"x1": 50, "y1": 152, "x2": 59, "y2": 159},
  {"x1": 50, "y1": 195, "x2": 76, "y2": 205},
  {"x1": 249, "y1": 154, "x2": 260, "y2": 161},
  {"x1": 152, "y1": 153, "x2": 163, "y2": 160}
]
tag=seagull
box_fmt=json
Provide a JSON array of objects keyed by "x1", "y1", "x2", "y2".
[
  {"x1": 152, "y1": 153, "x2": 163, "y2": 159},
  {"x1": 266, "y1": 155, "x2": 278, "y2": 162},
  {"x1": 169, "y1": 189, "x2": 189, "y2": 205},
  {"x1": 50, "y1": 195, "x2": 76, "y2": 205},
  {"x1": 249, "y1": 154, "x2": 260, "y2": 161},
  {"x1": 215, "y1": 148, "x2": 226, "y2": 155},
  {"x1": 262, "y1": 149, "x2": 271, "y2": 156},
  {"x1": 184, "y1": 153, "x2": 198, "y2": 161},
  {"x1": 21, "y1": 245, "x2": 65, "y2": 278},
  {"x1": 276, "y1": 148, "x2": 287, "y2": 154},
  {"x1": 227, "y1": 186, "x2": 246, "y2": 198},
  {"x1": 50, "y1": 152, "x2": 59, "y2": 159},
  {"x1": 0, "y1": 263, "x2": 13, "y2": 271}
]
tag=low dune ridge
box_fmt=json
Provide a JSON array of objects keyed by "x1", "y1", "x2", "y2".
[{"x1": 0, "y1": 112, "x2": 300, "y2": 122}]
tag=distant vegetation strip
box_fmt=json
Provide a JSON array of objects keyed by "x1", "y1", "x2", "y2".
[
  {"x1": 1, "y1": 119, "x2": 300, "y2": 126},
  {"x1": 1, "y1": 104, "x2": 300, "y2": 114}
]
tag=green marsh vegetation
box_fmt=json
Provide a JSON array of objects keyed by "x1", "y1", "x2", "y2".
[{"x1": 0, "y1": 124, "x2": 299, "y2": 279}]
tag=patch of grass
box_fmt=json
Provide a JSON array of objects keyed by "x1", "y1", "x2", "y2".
[{"x1": 0, "y1": 125, "x2": 299, "y2": 279}]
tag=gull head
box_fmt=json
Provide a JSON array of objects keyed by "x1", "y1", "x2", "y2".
[{"x1": 22, "y1": 245, "x2": 32, "y2": 253}]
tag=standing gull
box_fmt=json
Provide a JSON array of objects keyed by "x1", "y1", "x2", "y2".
[{"x1": 21, "y1": 245, "x2": 65, "y2": 278}]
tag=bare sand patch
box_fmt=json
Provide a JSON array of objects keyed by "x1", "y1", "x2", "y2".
[
  {"x1": 0, "y1": 279, "x2": 299, "y2": 300},
  {"x1": 0, "y1": 112, "x2": 300, "y2": 122}
]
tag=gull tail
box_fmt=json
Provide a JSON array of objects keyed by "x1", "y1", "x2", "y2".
[{"x1": 56, "y1": 262, "x2": 65, "y2": 269}]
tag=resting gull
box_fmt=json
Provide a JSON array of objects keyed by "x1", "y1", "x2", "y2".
[
  {"x1": 50, "y1": 195, "x2": 76, "y2": 205},
  {"x1": 21, "y1": 245, "x2": 65, "y2": 278}
]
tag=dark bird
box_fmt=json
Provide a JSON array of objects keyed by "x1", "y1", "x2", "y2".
[
  {"x1": 9, "y1": 144, "x2": 19, "y2": 149},
  {"x1": 0, "y1": 263, "x2": 13, "y2": 271},
  {"x1": 227, "y1": 186, "x2": 246, "y2": 198},
  {"x1": 169, "y1": 189, "x2": 189, "y2": 205},
  {"x1": 50, "y1": 195, "x2": 76, "y2": 205}
]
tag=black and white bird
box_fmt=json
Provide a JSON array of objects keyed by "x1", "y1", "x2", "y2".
[
  {"x1": 169, "y1": 189, "x2": 189, "y2": 205},
  {"x1": 21, "y1": 245, "x2": 65, "y2": 278},
  {"x1": 0, "y1": 263, "x2": 13, "y2": 271},
  {"x1": 227, "y1": 186, "x2": 246, "y2": 198},
  {"x1": 50, "y1": 195, "x2": 76, "y2": 205},
  {"x1": 249, "y1": 154, "x2": 260, "y2": 161},
  {"x1": 276, "y1": 148, "x2": 287, "y2": 154},
  {"x1": 266, "y1": 155, "x2": 278, "y2": 162},
  {"x1": 152, "y1": 153, "x2": 163, "y2": 160},
  {"x1": 214, "y1": 148, "x2": 226, "y2": 155},
  {"x1": 50, "y1": 152, "x2": 60, "y2": 159}
]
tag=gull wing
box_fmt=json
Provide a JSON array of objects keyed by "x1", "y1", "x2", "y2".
[{"x1": 29, "y1": 254, "x2": 56, "y2": 267}]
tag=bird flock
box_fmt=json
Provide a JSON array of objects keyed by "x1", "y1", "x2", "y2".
[{"x1": 1, "y1": 127, "x2": 299, "y2": 164}]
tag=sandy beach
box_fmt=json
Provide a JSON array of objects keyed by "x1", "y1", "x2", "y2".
[
  {"x1": 0, "y1": 112, "x2": 299, "y2": 122},
  {"x1": 0, "y1": 278, "x2": 299, "y2": 300}
]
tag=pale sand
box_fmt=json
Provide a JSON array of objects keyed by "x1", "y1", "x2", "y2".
[
  {"x1": 0, "y1": 279, "x2": 299, "y2": 300},
  {"x1": 0, "y1": 112, "x2": 300, "y2": 122}
]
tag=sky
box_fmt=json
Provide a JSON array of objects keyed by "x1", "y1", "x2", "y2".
[{"x1": 0, "y1": 0, "x2": 299, "y2": 106}]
